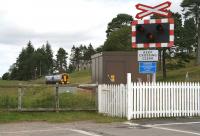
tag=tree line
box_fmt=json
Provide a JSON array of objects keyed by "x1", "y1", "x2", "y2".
[{"x1": 2, "y1": 42, "x2": 95, "y2": 80}]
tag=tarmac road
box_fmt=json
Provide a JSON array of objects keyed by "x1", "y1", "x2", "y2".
[{"x1": 1, "y1": 118, "x2": 200, "y2": 136}]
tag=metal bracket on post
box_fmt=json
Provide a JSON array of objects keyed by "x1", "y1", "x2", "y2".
[{"x1": 127, "y1": 73, "x2": 133, "y2": 120}]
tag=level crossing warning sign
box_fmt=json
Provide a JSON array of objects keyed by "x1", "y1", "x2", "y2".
[{"x1": 138, "y1": 50, "x2": 158, "y2": 62}]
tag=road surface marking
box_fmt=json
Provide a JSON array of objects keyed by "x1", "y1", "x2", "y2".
[
  {"x1": 151, "y1": 126, "x2": 200, "y2": 136},
  {"x1": 125, "y1": 122, "x2": 200, "y2": 136},
  {"x1": 68, "y1": 128, "x2": 102, "y2": 136},
  {"x1": 150, "y1": 121, "x2": 200, "y2": 127},
  {"x1": 0, "y1": 127, "x2": 102, "y2": 136}
]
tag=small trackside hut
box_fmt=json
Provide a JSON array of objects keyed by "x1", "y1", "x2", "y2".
[{"x1": 91, "y1": 51, "x2": 150, "y2": 84}]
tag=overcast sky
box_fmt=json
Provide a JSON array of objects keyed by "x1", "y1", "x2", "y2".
[{"x1": 0, "y1": 0, "x2": 182, "y2": 77}]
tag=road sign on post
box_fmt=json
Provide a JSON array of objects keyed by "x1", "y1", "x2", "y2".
[
  {"x1": 139, "y1": 62, "x2": 157, "y2": 74},
  {"x1": 138, "y1": 50, "x2": 158, "y2": 61}
]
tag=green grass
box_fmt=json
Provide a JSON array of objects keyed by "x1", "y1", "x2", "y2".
[
  {"x1": 0, "y1": 80, "x2": 26, "y2": 86},
  {"x1": 0, "y1": 69, "x2": 91, "y2": 86},
  {"x1": 69, "y1": 70, "x2": 91, "y2": 84},
  {"x1": 0, "y1": 111, "x2": 125, "y2": 123},
  {"x1": 0, "y1": 86, "x2": 95, "y2": 109},
  {"x1": 157, "y1": 65, "x2": 200, "y2": 82},
  {"x1": 0, "y1": 70, "x2": 94, "y2": 110}
]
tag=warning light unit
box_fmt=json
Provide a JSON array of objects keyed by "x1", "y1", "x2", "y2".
[{"x1": 132, "y1": 18, "x2": 174, "y2": 48}]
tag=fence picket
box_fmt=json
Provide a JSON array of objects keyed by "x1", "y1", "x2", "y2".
[{"x1": 98, "y1": 81, "x2": 200, "y2": 120}]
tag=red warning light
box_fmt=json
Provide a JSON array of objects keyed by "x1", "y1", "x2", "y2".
[{"x1": 137, "y1": 25, "x2": 145, "y2": 33}]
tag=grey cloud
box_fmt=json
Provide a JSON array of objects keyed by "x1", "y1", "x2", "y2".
[
  {"x1": 0, "y1": 17, "x2": 101, "y2": 48},
  {"x1": 0, "y1": 26, "x2": 96, "y2": 47}
]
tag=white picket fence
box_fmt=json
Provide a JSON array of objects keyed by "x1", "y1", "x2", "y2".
[{"x1": 98, "y1": 74, "x2": 200, "y2": 120}]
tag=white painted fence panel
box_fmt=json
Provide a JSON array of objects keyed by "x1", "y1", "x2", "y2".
[
  {"x1": 98, "y1": 84, "x2": 128, "y2": 118},
  {"x1": 98, "y1": 77, "x2": 200, "y2": 120}
]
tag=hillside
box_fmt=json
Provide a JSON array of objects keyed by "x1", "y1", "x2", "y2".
[
  {"x1": 1, "y1": 65, "x2": 200, "y2": 86},
  {"x1": 0, "y1": 70, "x2": 91, "y2": 86},
  {"x1": 69, "y1": 70, "x2": 91, "y2": 84}
]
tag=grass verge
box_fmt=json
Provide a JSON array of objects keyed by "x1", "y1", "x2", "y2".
[
  {"x1": 0, "y1": 111, "x2": 125, "y2": 123},
  {"x1": 157, "y1": 65, "x2": 200, "y2": 82}
]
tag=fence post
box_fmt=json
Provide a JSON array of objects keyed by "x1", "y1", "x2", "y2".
[
  {"x1": 127, "y1": 73, "x2": 133, "y2": 120},
  {"x1": 18, "y1": 83, "x2": 22, "y2": 111},
  {"x1": 98, "y1": 85, "x2": 102, "y2": 113},
  {"x1": 95, "y1": 82, "x2": 99, "y2": 111},
  {"x1": 55, "y1": 83, "x2": 59, "y2": 112}
]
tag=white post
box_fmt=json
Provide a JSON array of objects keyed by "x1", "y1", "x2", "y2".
[
  {"x1": 98, "y1": 85, "x2": 102, "y2": 113},
  {"x1": 127, "y1": 73, "x2": 133, "y2": 120},
  {"x1": 147, "y1": 74, "x2": 151, "y2": 82},
  {"x1": 152, "y1": 73, "x2": 156, "y2": 82}
]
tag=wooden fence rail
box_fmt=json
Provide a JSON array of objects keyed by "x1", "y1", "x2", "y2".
[{"x1": 0, "y1": 83, "x2": 96, "y2": 112}]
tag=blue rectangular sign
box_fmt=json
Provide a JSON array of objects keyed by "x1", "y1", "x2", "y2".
[{"x1": 139, "y1": 62, "x2": 157, "y2": 74}]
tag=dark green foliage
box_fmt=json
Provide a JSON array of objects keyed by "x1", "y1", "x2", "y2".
[
  {"x1": 95, "y1": 45, "x2": 103, "y2": 53},
  {"x1": 70, "y1": 44, "x2": 95, "y2": 72},
  {"x1": 56, "y1": 48, "x2": 68, "y2": 73},
  {"x1": 45, "y1": 42, "x2": 54, "y2": 74},
  {"x1": 102, "y1": 13, "x2": 133, "y2": 51},
  {"x1": 181, "y1": 0, "x2": 200, "y2": 64},
  {"x1": 103, "y1": 26, "x2": 132, "y2": 51},
  {"x1": 84, "y1": 44, "x2": 96, "y2": 60},
  {"x1": 16, "y1": 41, "x2": 35, "y2": 80},
  {"x1": 67, "y1": 64, "x2": 75, "y2": 73},
  {"x1": 2, "y1": 72, "x2": 10, "y2": 80},
  {"x1": 167, "y1": 12, "x2": 195, "y2": 69},
  {"x1": 106, "y1": 14, "x2": 133, "y2": 37},
  {"x1": 181, "y1": 0, "x2": 200, "y2": 22},
  {"x1": 183, "y1": 18, "x2": 197, "y2": 50},
  {"x1": 151, "y1": 12, "x2": 195, "y2": 70},
  {"x1": 9, "y1": 64, "x2": 18, "y2": 80},
  {"x1": 8, "y1": 41, "x2": 55, "y2": 80}
]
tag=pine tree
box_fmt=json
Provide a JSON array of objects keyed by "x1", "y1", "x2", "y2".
[
  {"x1": 69, "y1": 45, "x2": 76, "y2": 72},
  {"x1": 85, "y1": 44, "x2": 95, "y2": 60},
  {"x1": 45, "y1": 41, "x2": 54, "y2": 74},
  {"x1": 33, "y1": 45, "x2": 47, "y2": 78},
  {"x1": 181, "y1": 0, "x2": 200, "y2": 64},
  {"x1": 16, "y1": 41, "x2": 35, "y2": 80},
  {"x1": 56, "y1": 48, "x2": 68, "y2": 73}
]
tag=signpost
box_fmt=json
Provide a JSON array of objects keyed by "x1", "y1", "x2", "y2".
[{"x1": 133, "y1": 1, "x2": 173, "y2": 82}]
